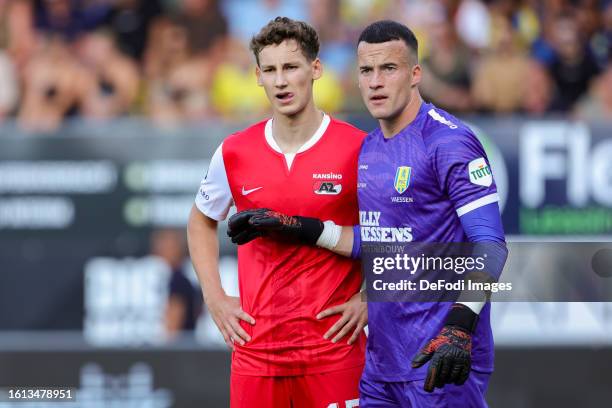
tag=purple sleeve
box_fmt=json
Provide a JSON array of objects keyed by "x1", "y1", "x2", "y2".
[
  {"x1": 459, "y1": 202, "x2": 507, "y2": 280},
  {"x1": 433, "y1": 131, "x2": 499, "y2": 217},
  {"x1": 351, "y1": 225, "x2": 361, "y2": 259},
  {"x1": 459, "y1": 202, "x2": 505, "y2": 243}
]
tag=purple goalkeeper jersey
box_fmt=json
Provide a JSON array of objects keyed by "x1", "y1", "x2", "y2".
[{"x1": 358, "y1": 101, "x2": 500, "y2": 382}]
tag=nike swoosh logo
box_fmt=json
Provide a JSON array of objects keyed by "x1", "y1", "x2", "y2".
[{"x1": 242, "y1": 186, "x2": 263, "y2": 196}]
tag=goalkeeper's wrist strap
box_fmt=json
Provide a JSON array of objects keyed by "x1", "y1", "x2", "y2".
[
  {"x1": 316, "y1": 220, "x2": 342, "y2": 250},
  {"x1": 445, "y1": 303, "x2": 479, "y2": 333},
  {"x1": 294, "y1": 216, "x2": 326, "y2": 246},
  {"x1": 457, "y1": 300, "x2": 485, "y2": 314}
]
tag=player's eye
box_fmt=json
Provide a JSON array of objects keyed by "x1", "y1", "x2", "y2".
[
  {"x1": 285, "y1": 65, "x2": 298, "y2": 70},
  {"x1": 360, "y1": 67, "x2": 372, "y2": 74}
]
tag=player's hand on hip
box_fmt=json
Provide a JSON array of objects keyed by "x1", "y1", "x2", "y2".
[
  {"x1": 317, "y1": 291, "x2": 367, "y2": 345},
  {"x1": 205, "y1": 292, "x2": 255, "y2": 350}
]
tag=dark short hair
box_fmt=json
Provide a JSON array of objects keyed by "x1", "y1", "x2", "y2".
[
  {"x1": 357, "y1": 20, "x2": 418, "y2": 61},
  {"x1": 250, "y1": 16, "x2": 319, "y2": 66}
]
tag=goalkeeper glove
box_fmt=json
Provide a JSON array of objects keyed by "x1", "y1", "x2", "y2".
[
  {"x1": 411, "y1": 303, "x2": 478, "y2": 392},
  {"x1": 226, "y1": 208, "x2": 268, "y2": 245},
  {"x1": 227, "y1": 208, "x2": 324, "y2": 245}
]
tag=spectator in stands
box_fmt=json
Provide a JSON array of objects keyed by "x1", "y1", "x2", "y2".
[
  {"x1": 574, "y1": 62, "x2": 612, "y2": 120},
  {"x1": 175, "y1": 0, "x2": 227, "y2": 60},
  {"x1": 590, "y1": 1, "x2": 612, "y2": 67},
  {"x1": 33, "y1": 0, "x2": 110, "y2": 41},
  {"x1": 575, "y1": 0, "x2": 601, "y2": 42},
  {"x1": 312, "y1": 64, "x2": 344, "y2": 114},
  {"x1": 547, "y1": 13, "x2": 600, "y2": 111},
  {"x1": 209, "y1": 37, "x2": 269, "y2": 119},
  {"x1": 104, "y1": 0, "x2": 163, "y2": 60},
  {"x1": 17, "y1": 37, "x2": 90, "y2": 132},
  {"x1": 307, "y1": 0, "x2": 350, "y2": 112},
  {"x1": 144, "y1": 16, "x2": 214, "y2": 125},
  {"x1": 472, "y1": 16, "x2": 531, "y2": 113},
  {"x1": 340, "y1": 0, "x2": 398, "y2": 33},
  {"x1": 521, "y1": 59, "x2": 553, "y2": 115},
  {"x1": 0, "y1": 50, "x2": 18, "y2": 120},
  {"x1": 308, "y1": 0, "x2": 345, "y2": 72},
  {"x1": 420, "y1": 14, "x2": 473, "y2": 113},
  {"x1": 76, "y1": 30, "x2": 140, "y2": 120},
  {"x1": 454, "y1": 0, "x2": 492, "y2": 51},
  {"x1": 0, "y1": 0, "x2": 36, "y2": 69},
  {"x1": 4, "y1": 0, "x2": 610, "y2": 123},
  {"x1": 221, "y1": 0, "x2": 307, "y2": 43},
  {"x1": 589, "y1": 0, "x2": 612, "y2": 68},
  {"x1": 510, "y1": 1, "x2": 541, "y2": 50},
  {"x1": 307, "y1": 0, "x2": 352, "y2": 113},
  {"x1": 150, "y1": 229, "x2": 202, "y2": 337}
]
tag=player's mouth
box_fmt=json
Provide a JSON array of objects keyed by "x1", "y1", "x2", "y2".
[
  {"x1": 276, "y1": 92, "x2": 295, "y2": 104},
  {"x1": 369, "y1": 95, "x2": 388, "y2": 105}
]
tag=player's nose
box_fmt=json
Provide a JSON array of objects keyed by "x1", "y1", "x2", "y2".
[
  {"x1": 369, "y1": 71, "x2": 384, "y2": 89},
  {"x1": 274, "y1": 72, "x2": 288, "y2": 87}
]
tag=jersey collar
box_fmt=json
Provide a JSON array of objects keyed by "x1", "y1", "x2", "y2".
[
  {"x1": 378, "y1": 101, "x2": 430, "y2": 140},
  {"x1": 264, "y1": 113, "x2": 330, "y2": 154}
]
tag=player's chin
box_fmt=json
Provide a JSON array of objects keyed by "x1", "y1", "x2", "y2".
[
  {"x1": 367, "y1": 105, "x2": 390, "y2": 119},
  {"x1": 275, "y1": 101, "x2": 303, "y2": 117}
]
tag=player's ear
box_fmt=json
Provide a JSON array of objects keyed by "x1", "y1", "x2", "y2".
[
  {"x1": 255, "y1": 66, "x2": 263, "y2": 86},
  {"x1": 411, "y1": 64, "x2": 422, "y2": 87},
  {"x1": 311, "y1": 58, "x2": 322, "y2": 80}
]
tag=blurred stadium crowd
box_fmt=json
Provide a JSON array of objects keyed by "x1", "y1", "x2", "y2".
[{"x1": 0, "y1": 0, "x2": 609, "y2": 133}]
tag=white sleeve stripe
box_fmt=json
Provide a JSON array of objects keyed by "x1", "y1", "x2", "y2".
[{"x1": 456, "y1": 193, "x2": 499, "y2": 217}]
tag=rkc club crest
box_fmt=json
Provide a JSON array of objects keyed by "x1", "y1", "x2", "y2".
[{"x1": 394, "y1": 166, "x2": 411, "y2": 194}]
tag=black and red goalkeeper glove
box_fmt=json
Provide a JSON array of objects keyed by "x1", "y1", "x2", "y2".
[
  {"x1": 227, "y1": 209, "x2": 268, "y2": 245},
  {"x1": 411, "y1": 303, "x2": 478, "y2": 392},
  {"x1": 227, "y1": 208, "x2": 324, "y2": 245}
]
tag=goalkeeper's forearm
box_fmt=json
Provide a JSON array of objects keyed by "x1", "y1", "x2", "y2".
[
  {"x1": 227, "y1": 208, "x2": 361, "y2": 257},
  {"x1": 455, "y1": 201, "x2": 508, "y2": 314},
  {"x1": 317, "y1": 224, "x2": 361, "y2": 258},
  {"x1": 323, "y1": 225, "x2": 354, "y2": 257}
]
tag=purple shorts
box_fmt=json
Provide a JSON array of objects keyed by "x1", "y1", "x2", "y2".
[{"x1": 359, "y1": 370, "x2": 491, "y2": 408}]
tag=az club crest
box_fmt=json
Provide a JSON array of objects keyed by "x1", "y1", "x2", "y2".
[{"x1": 394, "y1": 166, "x2": 411, "y2": 194}]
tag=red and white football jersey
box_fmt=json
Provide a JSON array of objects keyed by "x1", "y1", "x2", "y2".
[{"x1": 195, "y1": 115, "x2": 367, "y2": 376}]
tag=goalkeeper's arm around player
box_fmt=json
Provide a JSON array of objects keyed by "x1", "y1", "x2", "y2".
[
  {"x1": 228, "y1": 204, "x2": 507, "y2": 391},
  {"x1": 226, "y1": 208, "x2": 356, "y2": 256}
]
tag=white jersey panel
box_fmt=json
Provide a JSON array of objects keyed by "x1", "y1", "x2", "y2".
[{"x1": 194, "y1": 143, "x2": 233, "y2": 221}]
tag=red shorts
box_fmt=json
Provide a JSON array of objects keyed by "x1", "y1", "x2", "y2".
[{"x1": 230, "y1": 365, "x2": 364, "y2": 408}]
